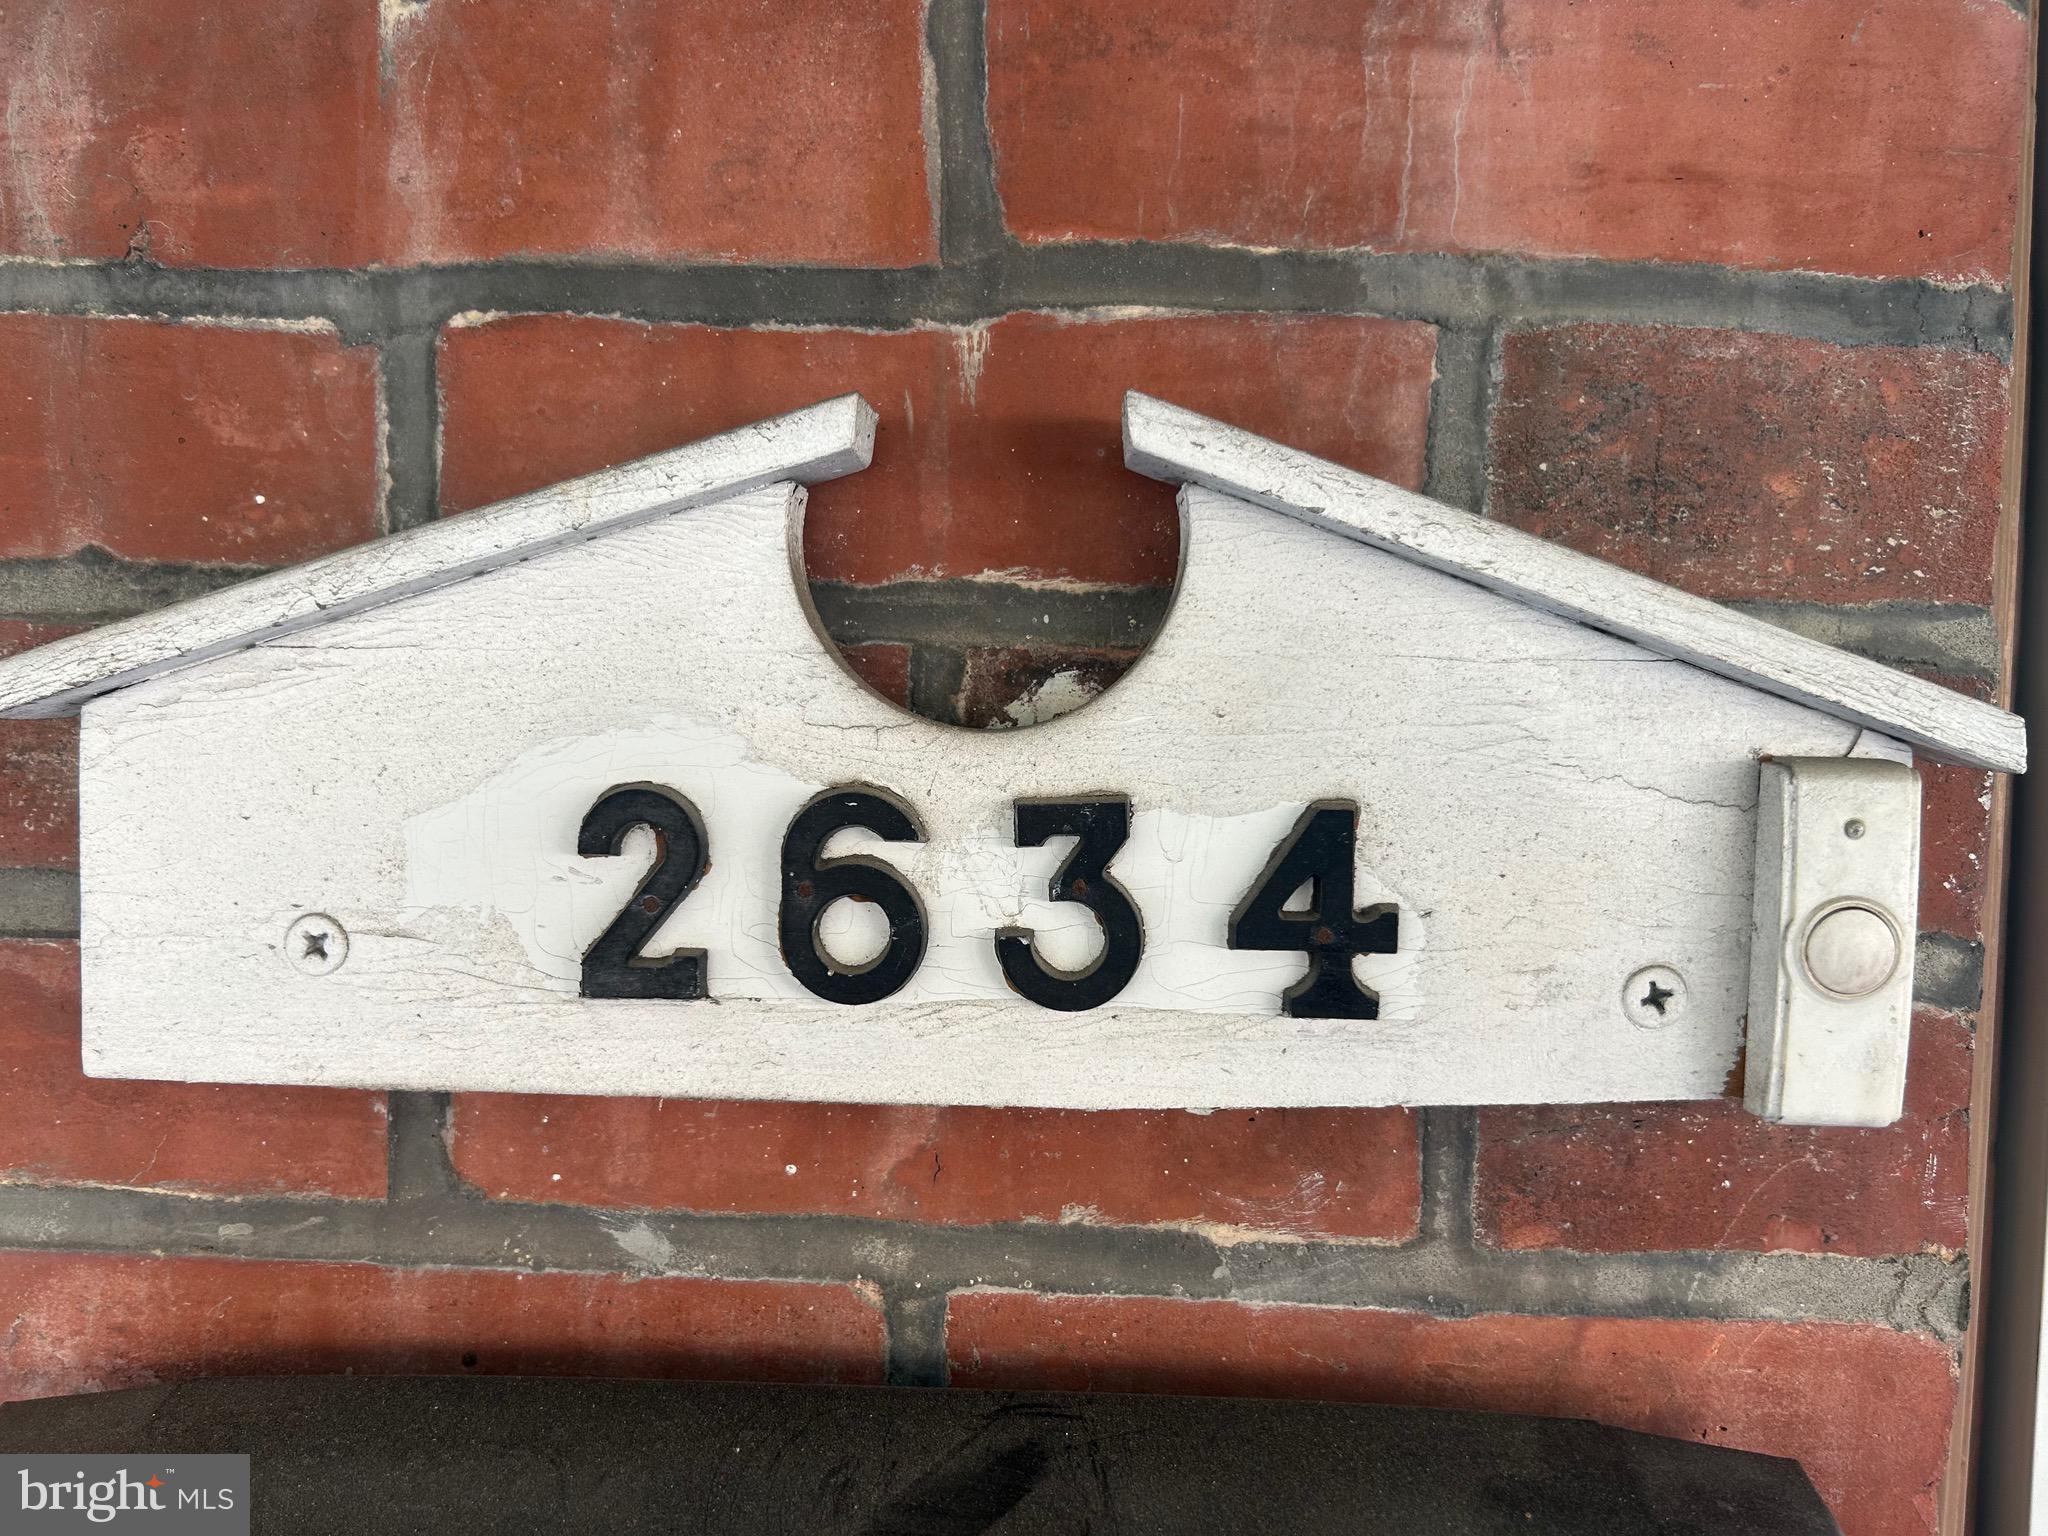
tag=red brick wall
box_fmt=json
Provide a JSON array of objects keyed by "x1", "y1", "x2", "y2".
[{"x1": 0, "y1": 4, "x2": 2028, "y2": 1534}]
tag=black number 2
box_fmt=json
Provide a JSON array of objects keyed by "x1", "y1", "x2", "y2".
[
  {"x1": 578, "y1": 785, "x2": 711, "y2": 999},
  {"x1": 997, "y1": 797, "x2": 1144, "y2": 1011},
  {"x1": 780, "y1": 788, "x2": 929, "y2": 1005},
  {"x1": 1229, "y1": 801, "x2": 1398, "y2": 1019}
]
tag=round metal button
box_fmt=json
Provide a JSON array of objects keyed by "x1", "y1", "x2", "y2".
[{"x1": 1801, "y1": 905, "x2": 1899, "y2": 998}]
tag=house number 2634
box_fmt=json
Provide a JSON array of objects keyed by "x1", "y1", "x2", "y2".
[{"x1": 576, "y1": 785, "x2": 1400, "y2": 1019}]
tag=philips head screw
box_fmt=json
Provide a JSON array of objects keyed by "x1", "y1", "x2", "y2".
[{"x1": 285, "y1": 913, "x2": 348, "y2": 976}]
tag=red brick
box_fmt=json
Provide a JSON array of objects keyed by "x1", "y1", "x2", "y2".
[
  {"x1": 956, "y1": 646, "x2": 1140, "y2": 728},
  {"x1": 0, "y1": 1251, "x2": 883, "y2": 1404},
  {"x1": 1473, "y1": 1010, "x2": 1972, "y2": 1258},
  {"x1": 946, "y1": 1293, "x2": 1956, "y2": 1536},
  {"x1": 987, "y1": 0, "x2": 2026, "y2": 283},
  {"x1": 0, "y1": 0, "x2": 929, "y2": 267},
  {"x1": 0, "y1": 942, "x2": 387, "y2": 1199},
  {"x1": 0, "y1": 317, "x2": 381, "y2": 566},
  {"x1": 0, "y1": 705, "x2": 73, "y2": 870},
  {"x1": 0, "y1": 623, "x2": 79, "y2": 871},
  {"x1": 385, "y1": 0, "x2": 931, "y2": 266},
  {"x1": 439, "y1": 311, "x2": 1437, "y2": 586},
  {"x1": 833, "y1": 641, "x2": 913, "y2": 710},
  {"x1": 1919, "y1": 760, "x2": 1993, "y2": 941},
  {"x1": 1488, "y1": 326, "x2": 2009, "y2": 605},
  {"x1": 451, "y1": 1100, "x2": 1419, "y2": 1242},
  {"x1": 0, "y1": 0, "x2": 380, "y2": 265}
]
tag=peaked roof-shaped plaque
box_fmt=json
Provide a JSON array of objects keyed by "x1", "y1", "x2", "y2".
[
  {"x1": 1123, "y1": 392, "x2": 2023, "y2": 775},
  {"x1": 0, "y1": 394, "x2": 876, "y2": 720},
  {"x1": 0, "y1": 391, "x2": 2014, "y2": 1128}
]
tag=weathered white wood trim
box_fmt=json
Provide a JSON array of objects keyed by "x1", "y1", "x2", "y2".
[
  {"x1": 0, "y1": 394, "x2": 877, "y2": 720},
  {"x1": 79, "y1": 480, "x2": 1876, "y2": 1111},
  {"x1": 1124, "y1": 392, "x2": 2027, "y2": 774}
]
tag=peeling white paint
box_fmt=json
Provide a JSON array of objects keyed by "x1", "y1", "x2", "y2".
[
  {"x1": 607, "y1": 1220, "x2": 676, "y2": 1272},
  {"x1": 4, "y1": 9, "x2": 97, "y2": 254},
  {"x1": 75, "y1": 472, "x2": 1863, "y2": 1109},
  {"x1": 917, "y1": 0, "x2": 943, "y2": 250},
  {"x1": 952, "y1": 323, "x2": 992, "y2": 406},
  {"x1": 1001, "y1": 667, "x2": 1099, "y2": 727},
  {"x1": 404, "y1": 713, "x2": 1424, "y2": 1019},
  {"x1": 382, "y1": 1, "x2": 443, "y2": 260},
  {"x1": 378, "y1": 0, "x2": 432, "y2": 82}
]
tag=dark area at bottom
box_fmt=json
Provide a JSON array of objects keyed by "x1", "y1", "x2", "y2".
[{"x1": 1, "y1": 1374, "x2": 1839, "y2": 1535}]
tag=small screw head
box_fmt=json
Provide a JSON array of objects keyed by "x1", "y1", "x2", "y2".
[
  {"x1": 1622, "y1": 965, "x2": 1686, "y2": 1029},
  {"x1": 1844, "y1": 818, "x2": 1867, "y2": 840},
  {"x1": 285, "y1": 912, "x2": 348, "y2": 976}
]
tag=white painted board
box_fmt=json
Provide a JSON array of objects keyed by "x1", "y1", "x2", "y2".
[
  {"x1": 0, "y1": 395, "x2": 874, "y2": 720},
  {"x1": 1126, "y1": 392, "x2": 2025, "y2": 774},
  {"x1": 77, "y1": 477, "x2": 1872, "y2": 1109}
]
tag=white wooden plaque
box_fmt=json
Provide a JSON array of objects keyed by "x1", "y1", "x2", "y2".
[{"x1": 1, "y1": 394, "x2": 2024, "y2": 1117}]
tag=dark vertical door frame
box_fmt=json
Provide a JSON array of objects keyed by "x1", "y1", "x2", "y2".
[{"x1": 1974, "y1": 9, "x2": 2044, "y2": 1529}]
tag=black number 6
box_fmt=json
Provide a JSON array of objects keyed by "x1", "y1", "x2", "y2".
[
  {"x1": 779, "y1": 788, "x2": 928, "y2": 1004},
  {"x1": 996, "y1": 796, "x2": 1144, "y2": 1011},
  {"x1": 578, "y1": 784, "x2": 709, "y2": 1000}
]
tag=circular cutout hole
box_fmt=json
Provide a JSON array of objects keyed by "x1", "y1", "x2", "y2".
[
  {"x1": 799, "y1": 419, "x2": 1180, "y2": 732},
  {"x1": 819, "y1": 618, "x2": 1163, "y2": 731}
]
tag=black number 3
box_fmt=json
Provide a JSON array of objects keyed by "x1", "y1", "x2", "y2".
[
  {"x1": 997, "y1": 796, "x2": 1144, "y2": 1011},
  {"x1": 780, "y1": 788, "x2": 928, "y2": 1005},
  {"x1": 1229, "y1": 801, "x2": 1398, "y2": 1018},
  {"x1": 578, "y1": 785, "x2": 709, "y2": 1000}
]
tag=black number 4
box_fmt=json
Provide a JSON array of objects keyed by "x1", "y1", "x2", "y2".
[
  {"x1": 1229, "y1": 801, "x2": 1398, "y2": 1019},
  {"x1": 578, "y1": 784, "x2": 710, "y2": 1000}
]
